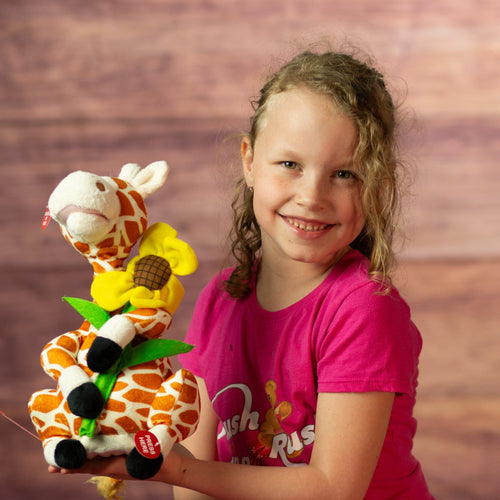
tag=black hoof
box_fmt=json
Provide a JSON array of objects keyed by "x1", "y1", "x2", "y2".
[
  {"x1": 126, "y1": 448, "x2": 164, "y2": 480},
  {"x1": 54, "y1": 439, "x2": 87, "y2": 469},
  {"x1": 67, "y1": 382, "x2": 104, "y2": 418},
  {"x1": 87, "y1": 337, "x2": 122, "y2": 373}
]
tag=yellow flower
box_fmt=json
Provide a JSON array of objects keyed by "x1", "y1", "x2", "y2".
[{"x1": 91, "y1": 222, "x2": 197, "y2": 314}]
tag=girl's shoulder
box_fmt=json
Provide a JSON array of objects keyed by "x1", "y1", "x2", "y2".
[
  {"x1": 322, "y1": 250, "x2": 409, "y2": 316},
  {"x1": 195, "y1": 267, "x2": 238, "y2": 308}
]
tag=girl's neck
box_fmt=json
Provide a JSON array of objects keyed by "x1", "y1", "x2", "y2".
[{"x1": 255, "y1": 247, "x2": 350, "y2": 311}]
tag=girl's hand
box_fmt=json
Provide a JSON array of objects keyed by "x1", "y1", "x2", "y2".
[
  {"x1": 48, "y1": 455, "x2": 129, "y2": 480},
  {"x1": 47, "y1": 443, "x2": 193, "y2": 482}
]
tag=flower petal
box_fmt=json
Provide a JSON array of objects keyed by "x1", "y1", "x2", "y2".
[
  {"x1": 129, "y1": 286, "x2": 169, "y2": 310},
  {"x1": 159, "y1": 275, "x2": 185, "y2": 314},
  {"x1": 91, "y1": 271, "x2": 134, "y2": 311},
  {"x1": 139, "y1": 222, "x2": 178, "y2": 256},
  {"x1": 138, "y1": 222, "x2": 198, "y2": 276},
  {"x1": 163, "y1": 237, "x2": 198, "y2": 276}
]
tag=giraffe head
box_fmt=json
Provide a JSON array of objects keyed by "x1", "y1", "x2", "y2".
[{"x1": 48, "y1": 161, "x2": 169, "y2": 273}]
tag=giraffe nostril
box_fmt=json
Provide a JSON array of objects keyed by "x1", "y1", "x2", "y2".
[{"x1": 96, "y1": 182, "x2": 106, "y2": 192}]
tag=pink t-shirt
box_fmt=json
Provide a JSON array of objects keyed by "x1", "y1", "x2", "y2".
[{"x1": 180, "y1": 250, "x2": 433, "y2": 498}]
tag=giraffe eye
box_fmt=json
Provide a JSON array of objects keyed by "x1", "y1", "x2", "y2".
[{"x1": 96, "y1": 182, "x2": 106, "y2": 192}]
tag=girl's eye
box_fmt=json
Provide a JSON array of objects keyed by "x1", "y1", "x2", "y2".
[
  {"x1": 281, "y1": 161, "x2": 297, "y2": 169},
  {"x1": 336, "y1": 170, "x2": 356, "y2": 180}
]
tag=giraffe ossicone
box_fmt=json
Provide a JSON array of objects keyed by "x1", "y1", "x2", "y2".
[{"x1": 28, "y1": 161, "x2": 200, "y2": 490}]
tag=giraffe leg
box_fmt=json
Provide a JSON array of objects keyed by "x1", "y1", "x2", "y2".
[
  {"x1": 44, "y1": 437, "x2": 87, "y2": 469},
  {"x1": 28, "y1": 388, "x2": 87, "y2": 468},
  {"x1": 125, "y1": 369, "x2": 200, "y2": 479}
]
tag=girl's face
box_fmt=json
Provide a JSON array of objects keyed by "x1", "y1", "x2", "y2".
[{"x1": 242, "y1": 87, "x2": 365, "y2": 271}]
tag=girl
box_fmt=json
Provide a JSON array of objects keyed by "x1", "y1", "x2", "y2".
[{"x1": 51, "y1": 49, "x2": 434, "y2": 499}]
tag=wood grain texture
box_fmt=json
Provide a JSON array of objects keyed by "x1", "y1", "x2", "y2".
[{"x1": 1, "y1": 1, "x2": 498, "y2": 498}]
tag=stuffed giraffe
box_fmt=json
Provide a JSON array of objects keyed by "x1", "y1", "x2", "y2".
[{"x1": 28, "y1": 161, "x2": 200, "y2": 484}]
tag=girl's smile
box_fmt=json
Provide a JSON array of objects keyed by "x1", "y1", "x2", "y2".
[
  {"x1": 242, "y1": 87, "x2": 365, "y2": 273},
  {"x1": 281, "y1": 215, "x2": 332, "y2": 235}
]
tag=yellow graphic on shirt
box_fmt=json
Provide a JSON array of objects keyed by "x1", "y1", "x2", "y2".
[{"x1": 249, "y1": 380, "x2": 303, "y2": 464}]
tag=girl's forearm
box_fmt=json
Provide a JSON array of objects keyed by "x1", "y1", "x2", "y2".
[{"x1": 164, "y1": 450, "x2": 335, "y2": 500}]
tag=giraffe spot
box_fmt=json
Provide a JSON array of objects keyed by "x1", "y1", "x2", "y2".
[
  {"x1": 133, "y1": 309, "x2": 156, "y2": 318},
  {"x1": 179, "y1": 410, "x2": 199, "y2": 426},
  {"x1": 117, "y1": 190, "x2": 135, "y2": 216},
  {"x1": 150, "y1": 413, "x2": 172, "y2": 427},
  {"x1": 47, "y1": 350, "x2": 74, "y2": 370},
  {"x1": 112, "y1": 177, "x2": 128, "y2": 190},
  {"x1": 137, "y1": 317, "x2": 155, "y2": 329},
  {"x1": 152, "y1": 394, "x2": 176, "y2": 412},
  {"x1": 31, "y1": 417, "x2": 46, "y2": 430},
  {"x1": 156, "y1": 360, "x2": 169, "y2": 373},
  {"x1": 99, "y1": 425, "x2": 119, "y2": 435},
  {"x1": 168, "y1": 427, "x2": 177, "y2": 438},
  {"x1": 74, "y1": 241, "x2": 90, "y2": 254},
  {"x1": 74, "y1": 418, "x2": 83, "y2": 434},
  {"x1": 81, "y1": 330, "x2": 97, "y2": 347},
  {"x1": 93, "y1": 262, "x2": 107, "y2": 274},
  {"x1": 48, "y1": 367, "x2": 62, "y2": 379},
  {"x1": 176, "y1": 424, "x2": 192, "y2": 440},
  {"x1": 125, "y1": 220, "x2": 141, "y2": 246},
  {"x1": 130, "y1": 190, "x2": 146, "y2": 212},
  {"x1": 170, "y1": 382, "x2": 183, "y2": 393},
  {"x1": 98, "y1": 238, "x2": 116, "y2": 250},
  {"x1": 55, "y1": 412, "x2": 70, "y2": 428},
  {"x1": 44, "y1": 425, "x2": 72, "y2": 439},
  {"x1": 31, "y1": 392, "x2": 63, "y2": 412},
  {"x1": 115, "y1": 416, "x2": 141, "y2": 434},
  {"x1": 176, "y1": 382, "x2": 199, "y2": 405},
  {"x1": 106, "y1": 398, "x2": 127, "y2": 413},
  {"x1": 136, "y1": 408, "x2": 150, "y2": 418},
  {"x1": 132, "y1": 373, "x2": 164, "y2": 390},
  {"x1": 114, "y1": 381, "x2": 128, "y2": 391},
  {"x1": 110, "y1": 258, "x2": 124, "y2": 270},
  {"x1": 123, "y1": 388, "x2": 156, "y2": 404},
  {"x1": 147, "y1": 322, "x2": 168, "y2": 339},
  {"x1": 55, "y1": 336, "x2": 77, "y2": 352}
]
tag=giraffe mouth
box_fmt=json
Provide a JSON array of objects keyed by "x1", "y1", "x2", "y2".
[{"x1": 56, "y1": 205, "x2": 109, "y2": 225}]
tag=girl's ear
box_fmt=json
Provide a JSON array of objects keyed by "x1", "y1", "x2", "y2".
[{"x1": 241, "y1": 136, "x2": 254, "y2": 187}]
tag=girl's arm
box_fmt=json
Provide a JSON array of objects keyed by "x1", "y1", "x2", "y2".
[
  {"x1": 52, "y1": 386, "x2": 394, "y2": 500},
  {"x1": 165, "y1": 390, "x2": 394, "y2": 500},
  {"x1": 173, "y1": 377, "x2": 219, "y2": 500}
]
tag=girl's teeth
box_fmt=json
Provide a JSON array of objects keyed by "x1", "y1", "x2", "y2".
[{"x1": 287, "y1": 218, "x2": 327, "y2": 232}]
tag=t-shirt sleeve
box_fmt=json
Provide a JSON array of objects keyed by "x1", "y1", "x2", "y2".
[{"x1": 316, "y1": 283, "x2": 422, "y2": 395}]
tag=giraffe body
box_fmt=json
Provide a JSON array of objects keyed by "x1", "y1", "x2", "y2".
[{"x1": 28, "y1": 162, "x2": 200, "y2": 480}]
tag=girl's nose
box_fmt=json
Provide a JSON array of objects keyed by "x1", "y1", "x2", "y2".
[{"x1": 295, "y1": 174, "x2": 328, "y2": 210}]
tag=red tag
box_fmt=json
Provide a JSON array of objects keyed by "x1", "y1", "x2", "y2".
[
  {"x1": 41, "y1": 207, "x2": 51, "y2": 230},
  {"x1": 134, "y1": 430, "x2": 161, "y2": 459}
]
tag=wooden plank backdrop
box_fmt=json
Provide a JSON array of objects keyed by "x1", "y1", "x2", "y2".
[{"x1": 1, "y1": 1, "x2": 498, "y2": 498}]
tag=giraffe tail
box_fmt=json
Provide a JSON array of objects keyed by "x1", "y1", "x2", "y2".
[{"x1": 87, "y1": 476, "x2": 126, "y2": 500}]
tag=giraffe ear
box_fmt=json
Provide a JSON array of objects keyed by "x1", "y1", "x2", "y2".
[{"x1": 119, "y1": 161, "x2": 169, "y2": 198}]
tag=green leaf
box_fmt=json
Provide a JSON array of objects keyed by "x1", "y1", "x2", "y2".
[
  {"x1": 122, "y1": 302, "x2": 137, "y2": 314},
  {"x1": 63, "y1": 297, "x2": 110, "y2": 329},
  {"x1": 119, "y1": 339, "x2": 194, "y2": 370}
]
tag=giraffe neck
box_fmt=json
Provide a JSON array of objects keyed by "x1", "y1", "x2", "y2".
[
  {"x1": 87, "y1": 244, "x2": 132, "y2": 275},
  {"x1": 61, "y1": 229, "x2": 132, "y2": 275}
]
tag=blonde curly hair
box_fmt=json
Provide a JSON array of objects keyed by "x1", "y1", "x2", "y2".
[{"x1": 224, "y1": 50, "x2": 402, "y2": 298}]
